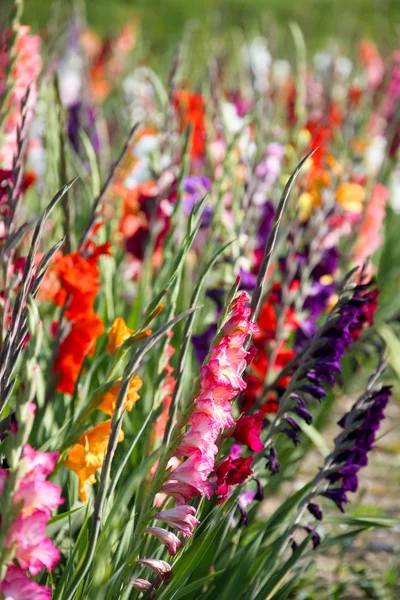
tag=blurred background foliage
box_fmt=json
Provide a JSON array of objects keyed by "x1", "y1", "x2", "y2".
[{"x1": 20, "y1": 0, "x2": 400, "y2": 57}]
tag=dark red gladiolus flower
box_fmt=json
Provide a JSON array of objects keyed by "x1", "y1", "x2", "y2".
[
  {"x1": 232, "y1": 411, "x2": 264, "y2": 453},
  {"x1": 215, "y1": 456, "x2": 254, "y2": 502}
]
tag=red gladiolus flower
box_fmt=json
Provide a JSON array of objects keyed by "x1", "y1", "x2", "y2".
[
  {"x1": 48, "y1": 243, "x2": 109, "y2": 394},
  {"x1": 232, "y1": 411, "x2": 264, "y2": 453},
  {"x1": 173, "y1": 90, "x2": 206, "y2": 159},
  {"x1": 215, "y1": 456, "x2": 254, "y2": 502},
  {"x1": 54, "y1": 311, "x2": 104, "y2": 395}
]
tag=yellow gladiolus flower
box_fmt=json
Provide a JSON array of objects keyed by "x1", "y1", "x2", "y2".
[
  {"x1": 64, "y1": 420, "x2": 124, "y2": 503},
  {"x1": 336, "y1": 182, "x2": 366, "y2": 213}
]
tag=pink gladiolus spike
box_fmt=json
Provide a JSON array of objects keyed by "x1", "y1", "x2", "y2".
[
  {"x1": 155, "y1": 506, "x2": 200, "y2": 538},
  {"x1": 138, "y1": 558, "x2": 171, "y2": 577},
  {"x1": 145, "y1": 527, "x2": 182, "y2": 555},
  {"x1": 161, "y1": 291, "x2": 257, "y2": 507},
  {"x1": 159, "y1": 481, "x2": 199, "y2": 504},
  {"x1": 0, "y1": 566, "x2": 51, "y2": 600}
]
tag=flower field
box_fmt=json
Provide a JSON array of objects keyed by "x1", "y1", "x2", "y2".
[{"x1": 0, "y1": 1, "x2": 399, "y2": 598}]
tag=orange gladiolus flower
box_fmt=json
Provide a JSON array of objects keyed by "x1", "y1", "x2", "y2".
[
  {"x1": 97, "y1": 375, "x2": 142, "y2": 416},
  {"x1": 64, "y1": 420, "x2": 124, "y2": 503},
  {"x1": 336, "y1": 182, "x2": 366, "y2": 213},
  {"x1": 107, "y1": 317, "x2": 134, "y2": 353}
]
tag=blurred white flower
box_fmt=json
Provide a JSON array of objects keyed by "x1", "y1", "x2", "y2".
[
  {"x1": 314, "y1": 51, "x2": 333, "y2": 76},
  {"x1": 365, "y1": 136, "x2": 387, "y2": 176},
  {"x1": 390, "y1": 167, "x2": 400, "y2": 214},
  {"x1": 243, "y1": 37, "x2": 271, "y2": 92},
  {"x1": 272, "y1": 59, "x2": 291, "y2": 87},
  {"x1": 221, "y1": 102, "x2": 245, "y2": 134},
  {"x1": 335, "y1": 56, "x2": 352, "y2": 80}
]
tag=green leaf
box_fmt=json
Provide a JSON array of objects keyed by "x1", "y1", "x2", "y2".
[
  {"x1": 48, "y1": 506, "x2": 84, "y2": 527},
  {"x1": 156, "y1": 504, "x2": 234, "y2": 600},
  {"x1": 323, "y1": 515, "x2": 400, "y2": 528},
  {"x1": 174, "y1": 571, "x2": 225, "y2": 599}
]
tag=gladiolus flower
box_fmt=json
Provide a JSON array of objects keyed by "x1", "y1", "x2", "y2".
[
  {"x1": 155, "y1": 506, "x2": 200, "y2": 538},
  {"x1": 107, "y1": 317, "x2": 134, "y2": 353},
  {"x1": 6, "y1": 511, "x2": 60, "y2": 575},
  {"x1": 145, "y1": 527, "x2": 182, "y2": 555},
  {"x1": 54, "y1": 311, "x2": 104, "y2": 394},
  {"x1": 336, "y1": 182, "x2": 366, "y2": 213},
  {"x1": 132, "y1": 578, "x2": 152, "y2": 592},
  {"x1": 354, "y1": 183, "x2": 389, "y2": 270},
  {"x1": 215, "y1": 456, "x2": 254, "y2": 502},
  {"x1": 173, "y1": 90, "x2": 206, "y2": 159},
  {"x1": 169, "y1": 452, "x2": 214, "y2": 499},
  {"x1": 64, "y1": 420, "x2": 124, "y2": 503},
  {"x1": 21, "y1": 444, "x2": 59, "y2": 478},
  {"x1": 159, "y1": 291, "x2": 258, "y2": 533},
  {"x1": 138, "y1": 558, "x2": 171, "y2": 577},
  {"x1": 0, "y1": 566, "x2": 51, "y2": 600},
  {"x1": 232, "y1": 411, "x2": 264, "y2": 453},
  {"x1": 97, "y1": 375, "x2": 142, "y2": 415},
  {"x1": 13, "y1": 479, "x2": 64, "y2": 517},
  {"x1": 159, "y1": 480, "x2": 199, "y2": 504}
]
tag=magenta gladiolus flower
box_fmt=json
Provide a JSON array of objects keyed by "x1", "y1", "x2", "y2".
[
  {"x1": 7, "y1": 510, "x2": 61, "y2": 575},
  {"x1": 21, "y1": 444, "x2": 59, "y2": 478},
  {"x1": 0, "y1": 566, "x2": 51, "y2": 599},
  {"x1": 145, "y1": 527, "x2": 182, "y2": 555},
  {"x1": 155, "y1": 506, "x2": 200, "y2": 538}
]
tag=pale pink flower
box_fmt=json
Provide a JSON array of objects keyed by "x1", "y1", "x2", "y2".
[
  {"x1": 155, "y1": 506, "x2": 200, "y2": 538},
  {"x1": 358, "y1": 40, "x2": 385, "y2": 90},
  {"x1": 138, "y1": 558, "x2": 171, "y2": 576},
  {"x1": 145, "y1": 527, "x2": 182, "y2": 555},
  {"x1": 0, "y1": 566, "x2": 51, "y2": 600},
  {"x1": 7, "y1": 511, "x2": 60, "y2": 576},
  {"x1": 355, "y1": 183, "x2": 389, "y2": 271},
  {"x1": 132, "y1": 578, "x2": 152, "y2": 592},
  {"x1": 194, "y1": 393, "x2": 234, "y2": 428}
]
